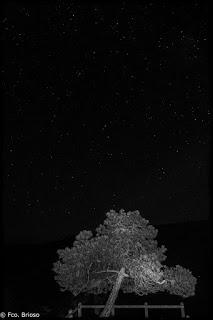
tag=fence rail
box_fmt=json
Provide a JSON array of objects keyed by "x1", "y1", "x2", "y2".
[{"x1": 71, "y1": 302, "x2": 185, "y2": 318}]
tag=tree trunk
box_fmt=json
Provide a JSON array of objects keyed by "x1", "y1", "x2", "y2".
[{"x1": 100, "y1": 267, "x2": 126, "y2": 318}]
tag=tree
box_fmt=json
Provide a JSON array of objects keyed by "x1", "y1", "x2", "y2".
[{"x1": 53, "y1": 209, "x2": 197, "y2": 317}]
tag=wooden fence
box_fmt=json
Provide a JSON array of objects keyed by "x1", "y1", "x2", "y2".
[{"x1": 69, "y1": 301, "x2": 186, "y2": 318}]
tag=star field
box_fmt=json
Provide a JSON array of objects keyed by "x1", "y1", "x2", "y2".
[{"x1": 2, "y1": 0, "x2": 209, "y2": 243}]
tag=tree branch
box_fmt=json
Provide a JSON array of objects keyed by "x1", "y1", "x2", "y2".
[{"x1": 94, "y1": 269, "x2": 129, "y2": 277}]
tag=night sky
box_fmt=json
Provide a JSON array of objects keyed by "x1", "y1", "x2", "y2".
[{"x1": 2, "y1": 0, "x2": 210, "y2": 244}]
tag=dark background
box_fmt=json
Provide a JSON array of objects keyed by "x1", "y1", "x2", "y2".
[{"x1": 2, "y1": 0, "x2": 210, "y2": 318}]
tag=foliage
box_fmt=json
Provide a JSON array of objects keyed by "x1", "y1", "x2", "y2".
[
  {"x1": 53, "y1": 209, "x2": 197, "y2": 299},
  {"x1": 163, "y1": 265, "x2": 197, "y2": 298}
]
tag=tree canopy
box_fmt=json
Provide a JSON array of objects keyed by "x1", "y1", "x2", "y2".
[{"x1": 53, "y1": 209, "x2": 197, "y2": 299}]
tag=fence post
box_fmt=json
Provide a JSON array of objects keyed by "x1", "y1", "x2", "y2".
[
  {"x1": 94, "y1": 307, "x2": 99, "y2": 316},
  {"x1": 180, "y1": 302, "x2": 185, "y2": 318},
  {"x1": 144, "y1": 302, "x2": 149, "y2": 319},
  {"x1": 111, "y1": 307, "x2": 115, "y2": 317},
  {"x1": 77, "y1": 302, "x2": 82, "y2": 318}
]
